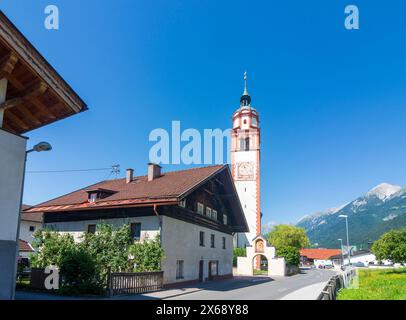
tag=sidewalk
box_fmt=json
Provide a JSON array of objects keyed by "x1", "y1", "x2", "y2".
[
  {"x1": 279, "y1": 281, "x2": 327, "y2": 300},
  {"x1": 116, "y1": 286, "x2": 204, "y2": 300},
  {"x1": 16, "y1": 285, "x2": 205, "y2": 301}
]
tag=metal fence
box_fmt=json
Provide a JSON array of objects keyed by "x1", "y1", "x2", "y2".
[
  {"x1": 107, "y1": 271, "x2": 164, "y2": 297},
  {"x1": 318, "y1": 268, "x2": 357, "y2": 300}
]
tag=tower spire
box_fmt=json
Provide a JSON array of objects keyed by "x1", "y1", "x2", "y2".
[
  {"x1": 240, "y1": 71, "x2": 251, "y2": 107},
  {"x1": 243, "y1": 71, "x2": 248, "y2": 96}
]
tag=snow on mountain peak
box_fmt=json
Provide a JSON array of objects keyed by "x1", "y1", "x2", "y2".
[{"x1": 366, "y1": 183, "x2": 402, "y2": 201}]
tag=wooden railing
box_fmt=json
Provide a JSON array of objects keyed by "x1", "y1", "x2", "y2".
[
  {"x1": 107, "y1": 271, "x2": 164, "y2": 297},
  {"x1": 318, "y1": 268, "x2": 357, "y2": 300}
]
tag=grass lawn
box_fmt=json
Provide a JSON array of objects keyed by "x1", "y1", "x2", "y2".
[
  {"x1": 337, "y1": 268, "x2": 406, "y2": 300},
  {"x1": 253, "y1": 269, "x2": 268, "y2": 276}
]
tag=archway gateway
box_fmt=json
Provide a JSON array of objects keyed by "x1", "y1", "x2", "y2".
[
  {"x1": 252, "y1": 254, "x2": 268, "y2": 276},
  {"x1": 237, "y1": 236, "x2": 286, "y2": 277}
]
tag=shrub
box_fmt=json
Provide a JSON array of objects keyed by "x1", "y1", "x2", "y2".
[
  {"x1": 80, "y1": 223, "x2": 134, "y2": 285},
  {"x1": 30, "y1": 229, "x2": 75, "y2": 268},
  {"x1": 59, "y1": 247, "x2": 103, "y2": 295},
  {"x1": 233, "y1": 248, "x2": 247, "y2": 267},
  {"x1": 129, "y1": 236, "x2": 165, "y2": 272},
  {"x1": 276, "y1": 246, "x2": 300, "y2": 266}
]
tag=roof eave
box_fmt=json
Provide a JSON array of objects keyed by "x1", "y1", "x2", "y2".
[{"x1": 0, "y1": 10, "x2": 87, "y2": 116}]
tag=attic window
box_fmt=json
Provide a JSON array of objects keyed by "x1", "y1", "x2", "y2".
[
  {"x1": 86, "y1": 188, "x2": 116, "y2": 203},
  {"x1": 89, "y1": 193, "x2": 98, "y2": 203}
]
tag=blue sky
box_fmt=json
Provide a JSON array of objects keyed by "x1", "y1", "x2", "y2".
[{"x1": 2, "y1": 0, "x2": 406, "y2": 227}]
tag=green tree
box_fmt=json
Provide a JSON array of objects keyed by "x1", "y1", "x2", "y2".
[
  {"x1": 267, "y1": 224, "x2": 310, "y2": 249},
  {"x1": 276, "y1": 246, "x2": 300, "y2": 266},
  {"x1": 30, "y1": 229, "x2": 76, "y2": 268},
  {"x1": 372, "y1": 228, "x2": 406, "y2": 264},
  {"x1": 233, "y1": 248, "x2": 247, "y2": 267},
  {"x1": 129, "y1": 236, "x2": 165, "y2": 272}
]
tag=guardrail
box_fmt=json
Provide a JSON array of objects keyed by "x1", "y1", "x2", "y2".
[{"x1": 317, "y1": 268, "x2": 356, "y2": 300}]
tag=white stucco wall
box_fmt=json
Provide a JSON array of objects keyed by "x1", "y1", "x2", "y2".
[
  {"x1": 0, "y1": 130, "x2": 26, "y2": 242},
  {"x1": 0, "y1": 129, "x2": 27, "y2": 300},
  {"x1": 45, "y1": 216, "x2": 160, "y2": 243},
  {"x1": 233, "y1": 150, "x2": 258, "y2": 248},
  {"x1": 19, "y1": 221, "x2": 42, "y2": 244},
  {"x1": 160, "y1": 215, "x2": 233, "y2": 284}
]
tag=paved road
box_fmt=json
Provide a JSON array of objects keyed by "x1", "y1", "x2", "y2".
[
  {"x1": 16, "y1": 268, "x2": 335, "y2": 301},
  {"x1": 167, "y1": 268, "x2": 335, "y2": 300}
]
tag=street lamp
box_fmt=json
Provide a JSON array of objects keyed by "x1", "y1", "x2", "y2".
[
  {"x1": 11, "y1": 141, "x2": 53, "y2": 299},
  {"x1": 26, "y1": 142, "x2": 52, "y2": 154},
  {"x1": 339, "y1": 215, "x2": 351, "y2": 265},
  {"x1": 338, "y1": 238, "x2": 344, "y2": 266}
]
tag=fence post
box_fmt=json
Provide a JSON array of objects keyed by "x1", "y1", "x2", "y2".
[{"x1": 107, "y1": 268, "x2": 112, "y2": 297}]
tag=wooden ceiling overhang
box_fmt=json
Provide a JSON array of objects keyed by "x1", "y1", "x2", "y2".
[{"x1": 0, "y1": 11, "x2": 87, "y2": 135}]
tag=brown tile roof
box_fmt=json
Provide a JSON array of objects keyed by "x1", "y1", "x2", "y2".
[
  {"x1": 26, "y1": 165, "x2": 226, "y2": 213},
  {"x1": 300, "y1": 248, "x2": 342, "y2": 260},
  {"x1": 19, "y1": 239, "x2": 34, "y2": 252}
]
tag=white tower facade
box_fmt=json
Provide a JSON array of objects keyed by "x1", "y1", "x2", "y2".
[{"x1": 231, "y1": 73, "x2": 261, "y2": 248}]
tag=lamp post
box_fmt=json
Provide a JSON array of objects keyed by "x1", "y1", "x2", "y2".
[
  {"x1": 339, "y1": 215, "x2": 351, "y2": 265},
  {"x1": 338, "y1": 238, "x2": 344, "y2": 266}
]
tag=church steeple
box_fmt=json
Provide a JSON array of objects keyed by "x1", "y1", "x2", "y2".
[{"x1": 240, "y1": 71, "x2": 252, "y2": 107}]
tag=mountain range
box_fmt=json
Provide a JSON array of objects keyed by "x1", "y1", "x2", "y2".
[{"x1": 296, "y1": 183, "x2": 406, "y2": 249}]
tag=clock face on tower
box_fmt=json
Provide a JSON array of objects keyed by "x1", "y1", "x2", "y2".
[{"x1": 237, "y1": 162, "x2": 255, "y2": 180}]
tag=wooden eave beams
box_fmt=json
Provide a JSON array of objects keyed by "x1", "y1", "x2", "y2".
[
  {"x1": 0, "y1": 81, "x2": 48, "y2": 111},
  {"x1": 0, "y1": 51, "x2": 18, "y2": 76},
  {"x1": 0, "y1": 11, "x2": 87, "y2": 114}
]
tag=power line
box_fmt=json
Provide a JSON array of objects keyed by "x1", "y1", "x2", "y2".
[{"x1": 27, "y1": 165, "x2": 120, "y2": 175}]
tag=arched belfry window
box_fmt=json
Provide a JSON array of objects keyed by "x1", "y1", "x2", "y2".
[
  {"x1": 240, "y1": 137, "x2": 250, "y2": 151},
  {"x1": 240, "y1": 138, "x2": 245, "y2": 151}
]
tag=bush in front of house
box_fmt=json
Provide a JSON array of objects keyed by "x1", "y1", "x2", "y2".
[
  {"x1": 58, "y1": 247, "x2": 103, "y2": 296},
  {"x1": 80, "y1": 223, "x2": 134, "y2": 286},
  {"x1": 30, "y1": 223, "x2": 166, "y2": 295},
  {"x1": 129, "y1": 235, "x2": 165, "y2": 272},
  {"x1": 30, "y1": 229, "x2": 76, "y2": 268}
]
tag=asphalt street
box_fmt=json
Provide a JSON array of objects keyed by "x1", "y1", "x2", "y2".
[{"x1": 167, "y1": 268, "x2": 335, "y2": 300}]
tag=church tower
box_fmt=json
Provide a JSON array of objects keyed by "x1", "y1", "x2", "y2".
[{"x1": 231, "y1": 72, "x2": 261, "y2": 248}]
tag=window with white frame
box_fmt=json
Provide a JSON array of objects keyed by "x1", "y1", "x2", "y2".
[
  {"x1": 212, "y1": 209, "x2": 218, "y2": 221},
  {"x1": 206, "y1": 207, "x2": 212, "y2": 219},
  {"x1": 89, "y1": 193, "x2": 98, "y2": 203},
  {"x1": 176, "y1": 260, "x2": 184, "y2": 279},
  {"x1": 223, "y1": 214, "x2": 228, "y2": 225},
  {"x1": 179, "y1": 199, "x2": 186, "y2": 208},
  {"x1": 197, "y1": 202, "x2": 204, "y2": 215}
]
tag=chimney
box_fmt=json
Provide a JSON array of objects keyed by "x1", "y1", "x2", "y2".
[
  {"x1": 148, "y1": 163, "x2": 162, "y2": 181},
  {"x1": 126, "y1": 168, "x2": 134, "y2": 184}
]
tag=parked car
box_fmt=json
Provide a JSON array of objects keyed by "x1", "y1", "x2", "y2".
[{"x1": 351, "y1": 262, "x2": 366, "y2": 267}]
